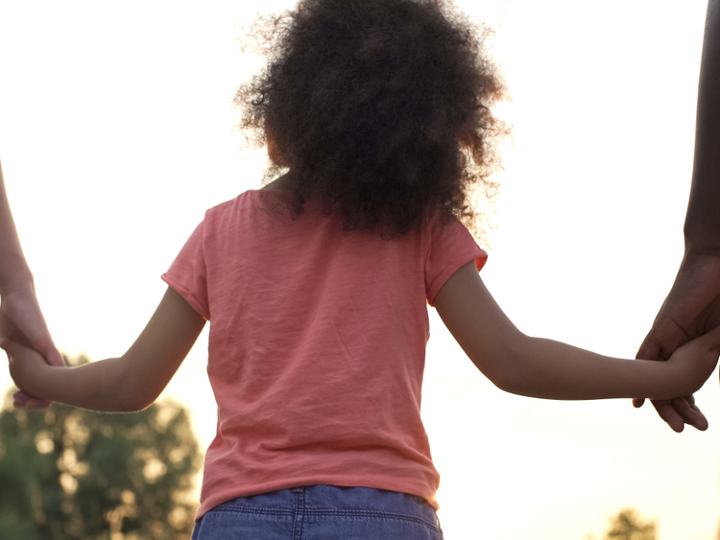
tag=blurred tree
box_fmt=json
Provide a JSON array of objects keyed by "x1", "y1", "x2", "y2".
[
  {"x1": 604, "y1": 508, "x2": 657, "y2": 540},
  {"x1": 0, "y1": 354, "x2": 202, "y2": 540},
  {"x1": 584, "y1": 508, "x2": 657, "y2": 540}
]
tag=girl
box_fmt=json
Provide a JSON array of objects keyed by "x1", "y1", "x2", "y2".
[{"x1": 3, "y1": 0, "x2": 720, "y2": 539}]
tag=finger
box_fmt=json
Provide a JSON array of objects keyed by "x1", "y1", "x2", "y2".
[
  {"x1": 23, "y1": 397, "x2": 51, "y2": 410},
  {"x1": 651, "y1": 400, "x2": 685, "y2": 433},
  {"x1": 4, "y1": 314, "x2": 64, "y2": 368},
  {"x1": 636, "y1": 333, "x2": 661, "y2": 361},
  {"x1": 41, "y1": 346, "x2": 65, "y2": 368},
  {"x1": 13, "y1": 389, "x2": 51, "y2": 409},
  {"x1": 4, "y1": 338, "x2": 65, "y2": 369},
  {"x1": 2, "y1": 294, "x2": 56, "y2": 354},
  {"x1": 697, "y1": 324, "x2": 720, "y2": 351},
  {"x1": 671, "y1": 396, "x2": 708, "y2": 431},
  {"x1": 13, "y1": 390, "x2": 29, "y2": 408}
]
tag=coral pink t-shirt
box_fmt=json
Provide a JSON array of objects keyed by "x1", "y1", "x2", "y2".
[{"x1": 161, "y1": 189, "x2": 486, "y2": 518}]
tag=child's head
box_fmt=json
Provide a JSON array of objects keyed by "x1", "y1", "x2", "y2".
[{"x1": 235, "y1": 0, "x2": 507, "y2": 239}]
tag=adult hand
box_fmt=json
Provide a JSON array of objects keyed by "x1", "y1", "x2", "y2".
[
  {"x1": 0, "y1": 285, "x2": 65, "y2": 409},
  {"x1": 634, "y1": 252, "x2": 720, "y2": 432}
]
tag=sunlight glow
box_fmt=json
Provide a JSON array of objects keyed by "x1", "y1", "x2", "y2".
[{"x1": 0, "y1": 1, "x2": 717, "y2": 539}]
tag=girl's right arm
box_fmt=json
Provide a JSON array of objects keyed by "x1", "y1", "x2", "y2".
[
  {"x1": 434, "y1": 262, "x2": 720, "y2": 401},
  {"x1": 1, "y1": 286, "x2": 206, "y2": 412}
]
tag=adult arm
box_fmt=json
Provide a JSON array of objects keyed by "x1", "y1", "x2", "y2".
[
  {"x1": 0, "y1": 157, "x2": 65, "y2": 408},
  {"x1": 0, "y1": 158, "x2": 33, "y2": 293},
  {"x1": 685, "y1": 0, "x2": 720, "y2": 252},
  {"x1": 2, "y1": 286, "x2": 206, "y2": 412},
  {"x1": 434, "y1": 262, "x2": 720, "y2": 402},
  {"x1": 633, "y1": 0, "x2": 720, "y2": 432}
]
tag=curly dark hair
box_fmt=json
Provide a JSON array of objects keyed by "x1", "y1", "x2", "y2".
[{"x1": 234, "y1": 0, "x2": 508, "y2": 240}]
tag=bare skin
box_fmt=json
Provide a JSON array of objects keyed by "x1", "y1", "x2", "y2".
[
  {"x1": 2, "y1": 287, "x2": 205, "y2": 412},
  {"x1": 0, "y1": 158, "x2": 64, "y2": 409},
  {"x1": 2, "y1": 263, "x2": 719, "y2": 414},
  {"x1": 634, "y1": 0, "x2": 720, "y2": 432}
]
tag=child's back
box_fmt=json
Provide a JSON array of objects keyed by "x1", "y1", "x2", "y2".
[
  {"x1": 167, "y1": 0, "x2": 506, "y2": 521},
  {"x1": 162, "y1": 183, "x2": 486, "y2": 516}
]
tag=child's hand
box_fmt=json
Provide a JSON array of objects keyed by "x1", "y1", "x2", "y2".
[
  {"x1": 0, "y1": 337, "x2": 55, "y2": 405},
  {"x1": 0, "y1": 291, "x2": 65, "y2": 409},
  {"x1": 666, "y1": 325, "x2": 720, "y2": 397}
]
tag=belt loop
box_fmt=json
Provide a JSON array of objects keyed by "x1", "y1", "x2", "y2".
[{"x1": 291, "y1": 487, "x2": 306, "y2": 540}]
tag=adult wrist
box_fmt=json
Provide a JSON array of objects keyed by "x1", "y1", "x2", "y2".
[
  {"x1": 0, "y1": 260, "x2": 36, "y2": 299},
  {"x1": 682, "y1": 240, "x2": 720, "y2": 261}
]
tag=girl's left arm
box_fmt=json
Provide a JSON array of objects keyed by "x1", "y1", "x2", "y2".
[{"x1": 1, "y1": 286, "x2": 206, "y2": 412}]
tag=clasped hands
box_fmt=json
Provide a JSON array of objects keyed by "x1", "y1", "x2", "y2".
[
  {"x1": 0, "y1": 286, "x2": 65, "y2": 409},
  {"x1": 632, "y1": 252, "x2": 720, "y2": 432}
]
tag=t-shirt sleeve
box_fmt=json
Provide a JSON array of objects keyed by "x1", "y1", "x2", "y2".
[
  {"x1": 161, "y1": 220, "x2": 211, "y2": 320},
  {"x1": 425, "y1": 214, "x2": 488, "y2": 306}
]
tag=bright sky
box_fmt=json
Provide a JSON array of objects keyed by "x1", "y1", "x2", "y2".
[{"x1": 0, "y1": 1, "x2": 717, "y2": 539}]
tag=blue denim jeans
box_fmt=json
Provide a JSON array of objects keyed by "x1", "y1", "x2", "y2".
[{"x1": 191, "y1": 485, "x2": 444, "y2": 540}]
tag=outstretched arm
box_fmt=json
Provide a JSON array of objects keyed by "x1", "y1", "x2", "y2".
[
  {"x1": 1, "y1": 286, "x2": 206, "y2": 412},
  {"x1": 434, "y1": 262, "x2": 720, "y2": 402},
  {"x1": 633, "y1": 0, "x2": 720, "y2": 432}
]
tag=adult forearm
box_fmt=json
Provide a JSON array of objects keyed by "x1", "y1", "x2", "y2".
[
  {"x1": 685, "y1": 0, "x2": 720, "y2": 255},
  {"x1": 0, "y1": 159, "x2": 34, "y2": 294},
  {"x1": 496, "y1": 336, "x2": 683, "y2": 401}
]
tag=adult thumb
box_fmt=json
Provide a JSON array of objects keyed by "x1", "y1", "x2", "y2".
[
  {"x1": 699, "y1": 324, "x2": 720, "y2": 353},
  {"x1": 35, "y1": 338, "x2": 65, "y2": 368}
]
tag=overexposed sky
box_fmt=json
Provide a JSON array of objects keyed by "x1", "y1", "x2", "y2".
[{"x1": 0, "y1": 1, "x2": 717, "y2": 539}]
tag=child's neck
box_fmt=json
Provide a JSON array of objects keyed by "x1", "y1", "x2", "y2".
[{"x1": 261, "y1": 171, "x2": 294, "y2": 192}]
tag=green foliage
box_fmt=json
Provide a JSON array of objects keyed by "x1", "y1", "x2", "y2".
[{"x1": 0, "y1": 355, "x2": 202, "y2": 540}]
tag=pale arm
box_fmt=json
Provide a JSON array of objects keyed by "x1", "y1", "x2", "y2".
[
  {"x1": 2, "y1": 286, "x2": 206, "y2": 412},
  {"x1": 0, "y1": 157, "x2": 63, "y2": 367},
  {"x1": 434, "y1": 262, "x2": 720, "y2": 401},
  {"x1": 0, "y1": 157, "x2": 33, "y2": 290},
  {"x1": 0, "y1": 156, "x2": 65, "y2": 409}
]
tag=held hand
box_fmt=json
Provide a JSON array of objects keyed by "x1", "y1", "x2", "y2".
[
  {"x1": 666, "y1": 324, "x2": 720, "y2": 395},
  {"x1": 0, "y1": 288, "x2": 64, "y2": 409},
  {"x1": 0, "y1": 337, "x2": 55, "y2": 402},
  {"x1": 635, "y1": 253, "x2": 720, "y2": 432}
]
